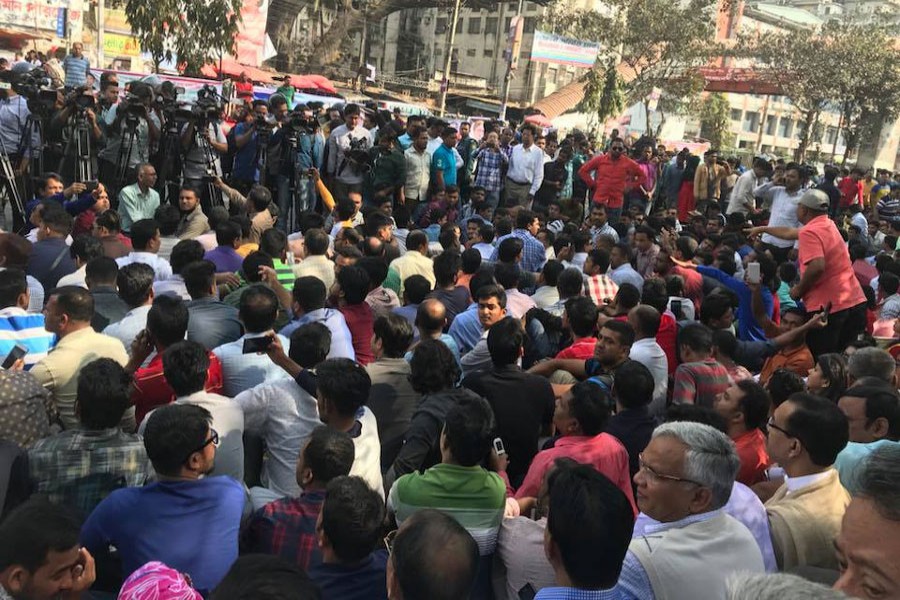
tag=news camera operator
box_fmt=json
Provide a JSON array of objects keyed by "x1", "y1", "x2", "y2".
[
  {"x1": 231, "y1": 99, "x2": 276, "y2": 194},
  {"x1": 0, "y1": 63, "x2": 44, "y2": 232},
  {"x1": 97, "y1": 80, "x2": 160, "y2": 199},
  {"x1": 97, "y1": 74, "x2": 120, "y2": 125},
  {"x1": 325, "y1": 102, "x2": 370, "y2": 200},
  {"x1": 269, "y1": 102, "x2": 324, "y2": 232},
  {"x1": 179, "y1": 87, "x2": 228, "y2": 213},
  {"x1": 366, "y1": 125, "x2": 405, "y2": 206},
  {"x1": 51, "y1": 87, "x2": 104, "y2": 185}
]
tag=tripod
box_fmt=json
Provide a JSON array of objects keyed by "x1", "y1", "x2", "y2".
[
  {"x1": 156, "y1": 116, "x2": 184, "y2": 206},
  {"x1": 195, "y1": 128, "x2": 224, "y2": 208},
  {"x1": 0, "y1": 137, "x2": 26, "y2": 234},
  {"x1": 59, "y1": 109, "x2": 95, "y2": 184},
  {"x1": 113, "y1": 115, "x2": 140, "y2": 191},
  {"x1": 256, "y1": 126, "x2": 271, "y2": 188}
]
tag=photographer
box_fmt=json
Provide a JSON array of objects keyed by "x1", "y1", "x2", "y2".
[
  {"x1": 97, "y1": 81, "x2": 161, "y2": 197},
  {"x1": 270, "y1": 103, "x2": 324, "y2": 232},
  {"x1": 52, "y1": 87, "x2": 103, "y2": 185},
  {"x1": 231, "y1": 99, "x2": 272, "y2": 193},
  {"x1": 325, "y1": 103, "x2": 370, "y2": 200},
  {"x1": 180, "y1": 95, "x2": 227, "y2": 214},
  {"x1": 0, "y1": 64, "x2": 44, "y2": 232}
]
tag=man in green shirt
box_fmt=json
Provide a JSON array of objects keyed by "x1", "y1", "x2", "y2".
[
  {"x1": 366, "y1": 128, "x2": 406, "y2": 205},
  {"x1": 275, "y1": 76, "x2": 295, "y2": 106}
]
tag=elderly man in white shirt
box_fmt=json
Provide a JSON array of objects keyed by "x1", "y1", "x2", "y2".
[
  {"x1": 727, "y1": 158, "x2": 769, "y2": 216},
  {"x1": 506, "y1": 124, "x2": 545, "y2": 209},
  {"x1": 754, "y1": 164, "x2": 805, "y2": 261}
]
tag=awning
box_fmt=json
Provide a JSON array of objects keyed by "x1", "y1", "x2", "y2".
[
  {"x1": 531, "y1": 80, "x2": 586, "y2": 120},
  {"x1": 281, "y1": 73, "x2": 338, "y2": 95},
  {"x1": 0, "y1": 28, "x2": 53, "y2": 45},
  {"x1": 200, "y1": 58, "x2": 275, "y2": 84}
]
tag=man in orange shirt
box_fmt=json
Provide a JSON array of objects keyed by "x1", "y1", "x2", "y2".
[
  {"x1": 758, "y1": 308, "x2": 815, "y2": 385},
  {"x1": 750, "y1": 189, "x2": 867, "y2": 356},
  {"x1": 714, "y1": 380, "x2": 771, "y2": 486},
  {"x1": 577, "y1": 138, "x2": 645, "y2": 225}
]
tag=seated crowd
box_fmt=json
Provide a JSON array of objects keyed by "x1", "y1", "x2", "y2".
[{"x1": 1, "y1": 156, "x2": 900, "y2": 600}]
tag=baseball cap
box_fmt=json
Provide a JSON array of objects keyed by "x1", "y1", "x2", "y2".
[{"x1": 798, "y1": 189, "x2": 830, "y2": 211}]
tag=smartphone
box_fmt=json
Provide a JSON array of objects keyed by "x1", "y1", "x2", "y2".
[
  {"x1": 242, "y1": 336, "x2": 273, "y2": 354},
  {"x1": 2, "y1": 344, "x2": 27, "y2": 369},
  {"x1": 83, "y1": 180, "x2": 99, "y2": 193},
  {"x1": 492, "y1": 437, "x2": 506, "y2": 456},
  {"x1": 747, "y1": 261, "x2": 761, "y2": 284},
  {"x1": 671, "y1": 299, "x2": 683, "y2": 318},
  {"x1": 823, "y1": 301, "x2": 833, "y2": 323}
]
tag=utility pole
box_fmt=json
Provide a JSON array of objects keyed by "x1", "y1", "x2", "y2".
[
  {"x1": 356, "y1": 2, "x2": 369, "y2": 92},
  {"x1": 97, "y1": 0, "x2": 105, "y2": 69},
  {"x1": 438, "y1": 0, "x2": 462, "y2": 116},
  {"x1": 498, "y1": 0, "x2": 525, "y2": 123}
]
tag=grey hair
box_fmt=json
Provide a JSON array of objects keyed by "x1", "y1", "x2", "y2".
[
  {"x1": 847, "y1": 347, "x2": 895, "y2": 383},
  {"x1": 651, "y1": 421, "x2": 739, "y2": 509},
  {"x1": 726, "y1": 573, "x2": 849, "y2": 600},
  {"x1": 858, "y1": 443, "x2": 900, "y2": 521}
]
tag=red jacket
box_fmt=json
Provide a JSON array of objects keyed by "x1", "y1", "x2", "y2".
[
  {"x1": 578, "y1": 153, "x2": 646, "y2": 208},
  {"x1": 838, "y1": 177, "x2": 863, "y2": 208}
]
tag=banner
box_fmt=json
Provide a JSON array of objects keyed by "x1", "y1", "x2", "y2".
[
  {"x1": 530, "y1": 30, "x2": 600, "y2": 68},
  {"x1": 104, "y1": 32, "x2": 140, "y2": 57},
  {"x1": 0, "y1": 0, "x2": 72, "y2": 32},
  {"x1": 233, "y1": 0, "x2": 272, "y2": 67}
]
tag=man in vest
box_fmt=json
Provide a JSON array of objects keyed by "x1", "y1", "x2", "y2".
[{"x1": 608, "y1": 421, "x2": 765, "y2": 599}]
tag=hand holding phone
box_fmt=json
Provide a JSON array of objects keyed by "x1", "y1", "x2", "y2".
[
  {"x1": 242, "y1": 336, "x2": 274, "y2": 354},
  {"x1": 747, "y1": 261, "x2": 761, "y2": 284},
  {"x1": 2, "y1": 345, "x2": 27, "y2": 369}
]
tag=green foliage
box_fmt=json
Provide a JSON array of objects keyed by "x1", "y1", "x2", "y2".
[
  {"x1": 542, "y1": 0, "x2": 721, "y2": 128},
  {"x1": 699, "y1": 92, "x2": 734, "y2": 149},
  {"x1": 111, "y1": 0, "x2": 244, "y2": 74}
]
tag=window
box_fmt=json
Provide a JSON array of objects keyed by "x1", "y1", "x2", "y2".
[
  {"x1": 468, "y1": 18, "x2": 481, "y2": 34},
  {"x1": 548, "y1": 68, "x2": 558, "y2": 83},
  {"x1": 730, "y1": 109, "x2": 742, "y2": 121},
  {"x1": 455, "y1": 18, "x2": 463, "y2": 34},
  {"x1": 484, "y1": 48, "x2": 494, "y2": 57},
  {"x1": 527, "y1": 1, "x2": 538, "y2": 10},
  {"x1": 486, "y1": 17, "x2": 499, "y2": 34},
  {"x1": 765, "y1": 115, "x2": 777, "y2": 136},
  {"x1": 742, "y1": 111, "x2": 759, "y2": 133},
  {"x1": 509, "y1": 2, "x2": 516, "y2": 9},
  {"x1": 523, "y1": 17, "x2": 536, "y2": 33},
  {"x1": 467, "y1": 48, "x2": 477, "y2": 57},
  {"x1": 436, "y1": 18, "x2": 447, "y2": 33},
  {"x1": 778, "y1": 117, "x2": 792, "y2": 138},
  {"x1": 504, "y1": 17, "x2": 512, "y2": 31},
  {"x1": 825, "y1": 127, "x2": 838, "y2": 145}
]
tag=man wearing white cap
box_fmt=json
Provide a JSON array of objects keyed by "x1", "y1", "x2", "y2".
[{"x1": 749, "y1": 189, "x2": 867, "y2": 356}]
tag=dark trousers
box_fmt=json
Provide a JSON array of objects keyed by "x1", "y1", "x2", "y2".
[{"x1": 806, "y1": 301, "x2": 867, "y2": 359}]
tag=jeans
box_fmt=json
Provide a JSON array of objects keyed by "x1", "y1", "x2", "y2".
[{"x1": 275, "y1": 174, "x2": 314, "y2": 233}]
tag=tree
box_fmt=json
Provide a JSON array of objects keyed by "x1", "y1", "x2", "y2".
[
  {"x1": 265, "y1": 0, "x2": 553, "y2": 73},
  {"x1": 740, "y1": 22, "x2": 842, "y2": 162},
  {"x1": 699, "y1": 92, "x2": 734, "y2": 149},
  {"x1": 112, "y1": 0, "x2": 244, "y2": 74},
  {"x1": 828, "y1": 24, "x2": 900, "y2": 165},
  {"x1": 541, "y1": 0, "x2": 720, "y2": 134}
]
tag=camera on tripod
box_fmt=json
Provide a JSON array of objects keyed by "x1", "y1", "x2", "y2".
[
  {"x1": 345, "y1": 136, "x2": 373, "y2": 174},
  {"x1": 8, "y1": 68, "x2": 57, "y2": 114},
  {"x1": 64, "y1": 87, "x2": 96, "y2": 112},
  {"x1": 255, "y1": 113, "x2": 277, "y2": 129},
  {"x1": 285, "y1": 109, "x2": 319, "y2": 135}
]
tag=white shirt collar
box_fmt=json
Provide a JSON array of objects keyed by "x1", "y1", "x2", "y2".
[{"x1": 785, "y1": 470, "x2": 831, "y2": 494}]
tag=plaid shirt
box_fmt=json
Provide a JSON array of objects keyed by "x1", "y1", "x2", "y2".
[
  {"x1": 474, "y1": 148, "x2": 508, "y2": 193},
  {"x1": 241, "y1": 490, "x2": 326, "y2": 570},
  {"x1": 491, "y1": 229, "x2": 547, "y2": 273},
  {"x1": 585, "y1": 274, "x2": 619, "y2": 306},
  {"x1": 28, "y1": 428, "x2": 150, "y2": 515},
  {"x1": 672, "y1": 359, "x2": 732, "y2": 408}
]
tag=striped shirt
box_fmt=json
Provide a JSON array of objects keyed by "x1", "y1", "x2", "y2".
[
  {"x1": 389, "y1": 463, "x2": 506, "y2": 555},
  {"x1": 0, "y1": 307, "x2": 55, "y2": 368}
]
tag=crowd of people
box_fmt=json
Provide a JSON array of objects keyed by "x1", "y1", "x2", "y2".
[{"x1": 1, "y1": 76, "x2": 900, "y2": 600}]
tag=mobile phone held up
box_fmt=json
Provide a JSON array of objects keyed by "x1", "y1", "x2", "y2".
[
  {"x1": 242, "y1": 336, "x2": 273, "y2": 354},
  {"x1": 747, "y1": 261, "x2": 761, "y2": 285},
  {"x1": 492, "y1": 437, "x2": 506, "y2": 456},
  {"x1": 2, "y1": 344, "x2": 28, "y2": 369}
]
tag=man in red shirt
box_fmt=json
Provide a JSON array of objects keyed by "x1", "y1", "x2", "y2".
[
  {"x1": 556, "y1": 296, "x2": 599, "y2": 360},
  {"x1": 331, "y1": 264, "x2": 375, "y2": 365},
  {"x1": 713, "y1": 380, "x2": 771, "y2": 486},
  {"x1": 838, "y1": 168, "x2": 864, "y2": 210},
  {"x1": 578, "y1": 138, "x2": 646, "y2": 224},
  {"x1": 513, "y1": 381, "x2": 636, "y2": 516},
  {"x1": 127, "y1": 294, "x2": 224, "y2": 423}
]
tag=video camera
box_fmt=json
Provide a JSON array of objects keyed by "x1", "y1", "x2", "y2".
[
  {"x1": 64, "y1": 87, "x2": 96, "y2": 112},
  {"x1": 344, "y1": 135, "x2": 373, "y2": 174},
  {"x1": 285, "y1": 108, "x2": 319, "y2": 135},
  {"x1": 5, "y1": 68, "x2": 57, "y2": 114}
]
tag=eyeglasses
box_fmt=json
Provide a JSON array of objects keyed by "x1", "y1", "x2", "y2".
[
  {"x1": 766, "y1": 416, "x2": 795, "y2": 439},
  {"x1": 384, "y1": 529, "x2": 398, "y2": 554},
  {"x1": 184, "y1": 428, "x2": 218, "y2": 463},
  {"x1": 637, "y1": 453, "x2": 702, "y2": 486}
]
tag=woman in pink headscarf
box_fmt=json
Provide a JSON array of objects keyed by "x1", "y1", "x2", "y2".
[{"x1": 117, "y1": 562, "x2": 202, "y2": 600}]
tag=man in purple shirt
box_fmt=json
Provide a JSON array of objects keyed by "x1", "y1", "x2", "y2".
[{"x1": 203, "y1": 221, "x2": 244, "y2": 273}]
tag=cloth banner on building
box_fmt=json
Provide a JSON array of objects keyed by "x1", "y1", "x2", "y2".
[
  {"x1": 530, "y1": 30, "x2": 599, "y2": 69},
  {"x1": 233, "y1": 0, "x2": 274, "y2": 67}
]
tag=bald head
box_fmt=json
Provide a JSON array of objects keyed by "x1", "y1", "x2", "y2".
[
  {"x1": 629, "y1": 304, "x2": 661, "y2": 339},
  {"x1": 389, "y1": 509, "x2": 479, "y2": 600},
  {"x1": 416, "y1": 298, "x2": 446, "y2": 337}
]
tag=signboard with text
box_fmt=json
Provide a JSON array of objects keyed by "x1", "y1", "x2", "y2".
[
  {"x1": 530, "y1": 30, "x2": 600, "y2": 68},
  {"x1": 104, "y1": 32, "x2": 140, "y2": 57}
]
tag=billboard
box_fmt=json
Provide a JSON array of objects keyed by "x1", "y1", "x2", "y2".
[
  {"x1": 0, "y1": 0, "x2": 83, "y2": 35},
  {"x1": 530, "y1": 30, "x2": 600, "y2": 68},
  {"x1": 233, "y1": 0, "x2": 273, "y2": 67}
]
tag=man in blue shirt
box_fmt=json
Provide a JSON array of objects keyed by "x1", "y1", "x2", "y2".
[
  {"x1": 80, "y1": 403, "x2": 245, "y2": 595},
  {"x1": 536, "y1": 462, "x2": 634, "y2": 599},
  {"x1": 308, "y1": 475, "x2": 388, "y2": 600},
  {"x1": 62, "y1": 43, "x2": 90, "y2": 88},
  {"x1": 431, "y1": 127, "x2": 461, "y2": 191},
  {"x1": 280, "y1": 276, "x2": 355, "y2": 360},
  {"x1": 232, "y1": 100, "x2": 270, "y2": 192}
]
